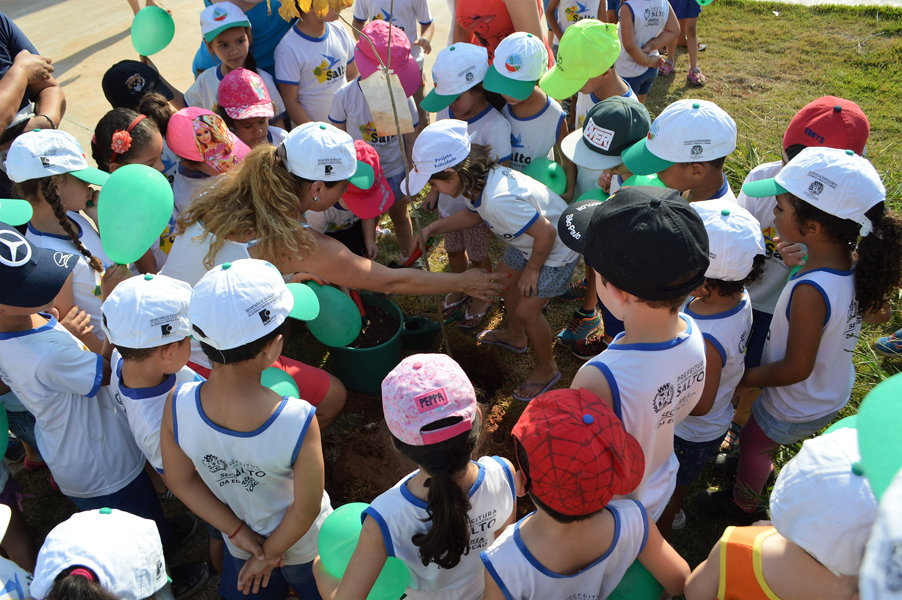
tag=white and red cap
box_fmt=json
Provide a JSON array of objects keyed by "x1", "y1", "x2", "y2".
[
  {"x1": 381, "y1": 353, "x2": 478, "y2": 446},
  {"x1": 200, "y1": 1, "x2": 251, "y2": 43}
]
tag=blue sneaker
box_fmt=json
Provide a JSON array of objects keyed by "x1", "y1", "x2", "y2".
[
  {"x1": 558, "y1": 278, "x2": 588, "y2": 302},
  {"x1": 556, "y1": 311, "x2": 602, "y2": 346},
  {"x1": 875, "y1": 328, "x2": 902, "y2": 357}
]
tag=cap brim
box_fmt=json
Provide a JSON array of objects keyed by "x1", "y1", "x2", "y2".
[
  {"x1": 741, "y1": 178, "x2": 788, "y2": 198},
  {"x1": 286, "y1": 282, "x2": 320, "y2": 321},
  {"x1": 225, "y1": 104, "x2": 275, "y2": 120},
  {"x1": 420, "y1": 89, "x2": 459, "y2": 113},
  {"x1": 203, "y1": 21, "x2": 251, "y2": 42},
  {"x1": 70, "y1": 168, "x2": 110, "y2": 186},
  {"x1": 561, "y1": 129, "x2": 624, "y2": 170},
  {"x1": 344, "y1": 171, "x2": 395, "y2": 219},
  {"x1": 483, "y1": 66, "x2": 537, "y2": 101},
  {"x1": 620, "y1": 137, "x2": 674, "y2": 176},
  {"x1": 3, "y1": 245, "x2": 77, "y2": 308},
  {"x1": 538, "y1": 69, "x2": 585, "y2": 101},
  {"x1": 402, "y1": 168, "x2": 432, "y2": 197},
  {"x1": 347, "y1": 160, "x2": 375, "y2": 190},
  {"x1": 558, "y1": 199, "x2": 605, "y2": 255},
  {"x1": 0, "y1": 198, "x2": 34, "y2": 226}
]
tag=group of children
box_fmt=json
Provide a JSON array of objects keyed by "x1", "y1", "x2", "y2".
[{"x1": 1, "y1": 0, "x2": 901, "y2": 599}]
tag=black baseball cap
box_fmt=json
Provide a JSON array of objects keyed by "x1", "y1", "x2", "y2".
[
  {"x1": 558, "y1": 186, "x2": 709, "y2": 301},
  {"x1": 0, "y1": 223, "x2": 76, "y2": 308},
  {"x1": 102, "y1": 60, "x2": 174, "y2": 110},
  {"x1": 561, "y1": 97, "x2": 651, "y2": 170}
]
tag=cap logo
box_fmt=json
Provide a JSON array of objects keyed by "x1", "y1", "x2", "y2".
[
  {"x1": 804, "y1": 126, "x2": 826, "y2": 145},
  {"x1": 53, "y1": 251, "x2": 75, "y2": 268},
  {"x1": 259, "y1": 309, "x2": 272, "y2": 324},
  {"x1": 0, "y1": 230, "x2": 31, "y2": 267},
  {"x1": 125, "y1": 74, "x2": 146, "y2": 93},
  {"x1": 414, "y1": 387, "x2": 450, "y2": 412},
  {"x1": 212, "y1": 5, "x2": 229, "y2": 20},
  {"x1": 647, "y1": 119, "x2": 659, "y2": 141},
  {"x1": 804, "y1": 171, "x2": 837, "y2": 198},
  {"x1": 583, "y1": 120, "x2": 615, "y2": 151},
  {"x1": 505, "y1": 54, "x2": 523, "y2": 72},
  {"x1": 465, "y1": 72, "x2": 474, "y2": 82},
  {"x1": 161, "y1": 324, "x2": 173, "y2": 335},
  {"x1": 39, "y1": 156, "x2": 52, "y2": 168},
  {"x1": 690, "y1": 145, "x2": 703, "y2": 156},
  {"x1": 324, "y1": 164, "x2": 334, "y2": 175},
  {"x1": 245, "y1": 291, "x2": 281, "y2": 326},
  {"x1": 808, "y1": 180, "x2": 824, "y2": 195}
]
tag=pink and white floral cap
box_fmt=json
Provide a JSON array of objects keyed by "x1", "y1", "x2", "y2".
[
  {"x1": 381, "y1": 354, "x2": 477, "y2": 446},
  {"x1": 218, "y1": 68, "x2": 274, "y2": 121}
]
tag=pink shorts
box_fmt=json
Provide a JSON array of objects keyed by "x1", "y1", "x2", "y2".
[
  {"x1": 187, "y1": 355, "x2": 331, "y2": 406},
  {"x1": 443, "y1": 222, "x2": 489, "y2": 262}
]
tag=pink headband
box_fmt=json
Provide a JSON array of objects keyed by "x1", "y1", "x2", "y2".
[{"x1": 69, "y1": 568, "x2": 96, "y2": 581}]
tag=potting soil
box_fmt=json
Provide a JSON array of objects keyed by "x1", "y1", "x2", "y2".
[{"x1": 349, "y1": 306, "x2": 400, "y2": 349}]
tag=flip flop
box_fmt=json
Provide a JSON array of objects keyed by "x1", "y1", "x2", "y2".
[
  {"x1": 442, "y1": 293, "x2": 469, "y2": 318},
  {"x1": 476, "y1": 330, "x2": 527, "y2": 354},
  {"x1": 459, "y1": 304, "x2": 491, "y2": 330},
  {"x1": 512, "y1": 371, "x2": 562, "y2": 402}
]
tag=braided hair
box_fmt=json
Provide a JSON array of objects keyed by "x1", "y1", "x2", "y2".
[{"x1": 39, "y1": 177, "x2": 104, "y2": 273}]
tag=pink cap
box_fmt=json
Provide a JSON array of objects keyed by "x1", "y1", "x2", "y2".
[
  {"x1": 354, "y1": 20, "x2": 422, "y2": 98},
  {"x1": 166, "y1": 107, "x2": 250, "y2": 173},
  {"x1": 381, "y1": 354, "x2": 478, "y2": 446},
  {"x1": 343, "y1": 140, "x2": 394, "y2": 219},
  {"x1": 218, "y1": 68, "x2": 275, "y2": 121}
]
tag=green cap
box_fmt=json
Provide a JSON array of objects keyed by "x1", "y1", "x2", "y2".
[
  {"x1": 483, "y1": 65, "x2": 538, "y2": 101},
  {"x1": 0, "y1": 198, "x2": 34, "y2": 227},
  {"x1": 539, "y1": 21, "x2": 621, "y2": 100},
  {"x1": 741, "y1": 177, "x2": 788, "y2": 198},
  {"x1": 70, "y1": 167, "x2": 110, "y2": 187},
  {"x1": 348, "y1": 160, "x2": 375, "y2": 190}
]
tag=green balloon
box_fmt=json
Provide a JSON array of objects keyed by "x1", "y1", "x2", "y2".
[
  {"x1": 286, "y1": 283, "x2": 321, "y2": 321},
  {"x1": 131, "y1": 6, "x2": 175, "y2": 56},
  {"x1": 576, "y1": 188, "x2": 610, "y2": 203},
  {"x1": 607, "y1": 560, "x2": 663, "y2": 600},
  {"x1": 523, "y1": 158, "x2": 567, "y2": 196},
  {"x1": 622, "y1": 174, "x2": 667, "y2": 188},
  {"x1": 261, "y1": 368, "x2": 300, "y2": 398},
  {"x1": 0, "y1": 198, "x2": 33, "y2": 226},
  {"x1": 98, "y1": 164, "x2": 174, "y2": 265},
  {"x1": 857, "y1": 373, "x2": 902, "y2": 501},
  {"x1": 0, "y1": 405, "x2": 7, "y2": 456},
  {"x1": 823, "y1": 414, "x2": 858, "y2": 435},
  {"x1": 368, "y1": 557, "x2": 409, "y2": 600},
  {"x1": 304, "y1": 282, "x2": 362, "y2": 347}
]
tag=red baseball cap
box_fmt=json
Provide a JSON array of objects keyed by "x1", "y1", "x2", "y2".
[
  {"x1": 342, "y1": 140, "x2": 395, "y2": 219},
  {"x1": 782, "y1": 96, "x2": 869, "y2": 156},
  {"x1": 512, "y1": 388, "x2": 645, "y2": 516}
]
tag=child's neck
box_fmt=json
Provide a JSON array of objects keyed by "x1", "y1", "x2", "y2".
[
  {"x1": 685, "y1": 170, "x2": 726, "y2": 203},
  {"x1": 219, "y1": 62, "x2": 239, "y2": 77},
  {"x1": 0, "y1": 312, "x2": 48, "y2": 334},
  {"x1": 296, "y1": 15, "x2": 327, "y2": 38},
  {"x1": 405, "y1": 461, "x2": 479, "y2": 501},
  {"x1": 120, "y1": 358, "x2": 169, "y2": 391},
  {"x1": 518, "y1": 508, "x2": 615, "y2": 574},
  {"x1": 617, "y1": 304, "x2": 686, "y2": 345},
  {"x1": 585, "y1": 74, "x2": 629, "y2": 101},
  {"x1": 510, "y1": 88, "x2": 547, "y2": 118},
  {"x1": 799, "y1": 237, "x2": 854, "y2": 274},
  {"x1": 198, "y1": 360, "x2": 285, "y2": 433},
  {"x1": 29, "y1": 200, "x2": 73, "y2": 237},
  {"x1": 686, "y1": 290, "x2": 743, "y2": 316},
  {"x1": 452, "y1": 96, "x2": 490, "y2": 121}
]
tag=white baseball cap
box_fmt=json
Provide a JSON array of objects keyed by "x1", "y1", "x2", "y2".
[
  {"x1": 860, "y1": 469, "x2": 902, "y2": 600},
  {"x1": 101, "y1": 273, "x2": 192, "y2": 349},
  {"x1": 278, "y1": 122, "x2": 374, "y2": 189},
  {"x1": 691, "y1": 199, "x2": 765, "y2": 281},
  {"x1": 483, "y1": 32, "x2": 548, "y2": 101},
  {"x1": 770, "y1": 428, "x2": 878, "y2": 577},
  {"x1": 190, "y1": 258, "x2": 293, "y2": 351},
  {"x1": 741, "y1": 146, "x2": 885, "y2": 237},
  {"x1": 403, "y1": 119, "x2": 472, "y2": 196},
  {"x1": 421, "y1": 43, "x2": 489, "y2": 113},
  {"x1": 622, "y1": 99, "x2": 737, "y2": 176},
  {"x1": 4, "y1": 129, "x2": 109, "y2": 186},
  {"x1": 30, "y1": 508, "x2": 168, "y2": 600},
  {"x1": 200, "y1": 1, "x2": 251, "y2": 43}
]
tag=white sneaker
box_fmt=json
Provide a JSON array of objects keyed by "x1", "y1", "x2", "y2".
[{"x1": 672, "y1": 509, "x2": 687, "y2": 530}]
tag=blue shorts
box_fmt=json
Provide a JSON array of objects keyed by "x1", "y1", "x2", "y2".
[
  {"x1": 6, "y1": 409, "x2": 39, "y2": 453},
  {"x1": 752, "y1": 399, "x2": 839, "y2": 446},
  {"x1": 621, "y1": 67, "x2": 659, "y2": 95},
  {"x1": 503, "y1": 247, "x2": 579, "y2": 298},
  {"x1": 220, "y1": 552, "x2": 320, "y2": 600},
  {"x1": 674, "y1": 434, "x2": 724, "y2": 486},
  {"x1": 669, "y1": 0, "x2": 701, "y2": 20},
  {"x1": 744, "y1": 309, "x2": 773, "y2": 369}
]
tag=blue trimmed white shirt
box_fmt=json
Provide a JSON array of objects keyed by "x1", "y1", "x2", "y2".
[
  {"x1": 351, "y1": 0, "x2": 433, "y2": 67},
  {"x1": 184, "y1": 64, "x2": 287, "y2": 125},
  {"x1": 502, "y1": 96, "x2": 566, "y2": 173}
]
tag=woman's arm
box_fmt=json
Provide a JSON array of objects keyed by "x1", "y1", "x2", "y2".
[{"x1": 504, "y1": 0, "x2": 548, "y2": 40}]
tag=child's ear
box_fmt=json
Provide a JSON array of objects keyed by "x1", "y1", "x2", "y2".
[
  {"x1": 690, "y1": 162, "x2": 706, "y2": 180},
  {"x1": 691, "y1": 282, "x2": 711, "y2": 298},
  {"x1": 109, "y1": 162, "x2": 122, "y2": 173},
  {"x1": 513, "y1": 470, "x2": 528, "y2": 497},
  {"x1": 159, "y1": 341, "x2": 181, "y2": 362},
  {"x1": 262, "y1": 334, "x2": 284, "y2": 362}
]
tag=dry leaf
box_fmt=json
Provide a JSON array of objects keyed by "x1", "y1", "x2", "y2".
[{"x1": 279, "y1": 0, "x2": 353, "y2": 20}]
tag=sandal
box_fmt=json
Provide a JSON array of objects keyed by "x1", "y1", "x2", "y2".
[
  {"x1": 720, "y1": 422, "x2": 742, "y2": 453},
  {"x1": 442, "y1": 293, "x2": 469, "y2": 318},
  {"x1": 658, "y1": 59, "x2": 675, "y2": 76},
  {"x1": 459, "y1": 304, "x2": 490, "y2": 330},
  {"x1": 512, "y1": 372, "x2": 562, "y2": 402},
  {"x1": 687, "y1": 67, "x2": 707, "y2": 86},
  {"x1": 476, "y1": 330, "x2": 527, "y2": 354}
]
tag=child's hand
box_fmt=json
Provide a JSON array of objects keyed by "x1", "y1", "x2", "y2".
[
  {"x1": 289, "y1": 272, "x2": 330, "y2": 286},
  {"x1": 645, "y1": 53, "x2": 665, "y2": 69},
  {"x1": 52, "y1": 306, "x2": 95, "y2": 339},
  {"x1": 414, "y1": 37, "x2": 433, "y2": 54},
  {"x1": 518, "y1": 266, "x2": 540, "y2": 298},
  {"x1": 365, "y1": 239, "x2": 379, "y2": 260},
  {"x1": 774, "y1": 236, "x2": 807, "y2": 267},
  {"x1": 100, "y1": 264, "x2": 132, "y2": 301},
  {"x1": 597, "y1": 172, "x2": 614, "y2": 193},
  {"x1": 413, "y1": 227, "x2": 432, "y2": 255},
  {"x1": 229, "y1": 525, "x2": 268, "y2": 563},
  {"x1": 421, "y1": 188, "x2": 439, "y2": 212},
  {"x1": 236, "y1": 553, "x2": 283, "y2": 595}
]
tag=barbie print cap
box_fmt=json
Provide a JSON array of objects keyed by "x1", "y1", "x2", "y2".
[
  {"x1": 691, "y1": 199, "x2": 765, "y2": 281},
  {"x1": 166, "y1": 107, "x2": 250, "y2": 173},
  {"x1": 741, "y1": 147, "x2": 885, "y2": 237},
  {"x1": 403, "y1": 119, "x2": 472, "y2": 196},
  {"x1": 101, "y1": 274, "x2": 192, "y2": 349},
  {"x1": 382, "y1": 354, "x2": 478, "y2": 446},
  {"x1": 200, "y1": 1, "x2": 251, "y2": 43},
  {"x1": 4, "y1": 129, "x2": 109, "y2": 186},
  {"x1": 421, "y1": 43, "x2": 489, "y2": 113},
  {"x1": 279, "y1": 122, "x2": 374, "y2": 188}
]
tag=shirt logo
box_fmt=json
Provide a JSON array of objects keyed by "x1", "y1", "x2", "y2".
[
  {"x1": 504, "y1": 54, "x2": 523, "y2": 72},
  {"x1": 565, "y1": 1, "x2": 589, "y2": 21},
  {"x1": 583, "y1": 120, "x2": 616, "y2": 151},
  {"x1": 202, "y1": 454, "x2": 266, "y2": 492},
  {"x1": 53, "y1": 251, "x2": 75, "y2": 268},
  {"x1": 652, "y1": 382, "x2": 674, "y2": 413},
  {"x1": 414, "y1": 387, "x2": 450, "y2": 412},
  {"x1": 0, "y1": 230, "x2": 31, "y2": 267},
  {"x1": 313, "y1": 55, "x2": 345, "y2": 83},
  {"x1": 511, "y1": 133, "x2": 524, "y2": 148}
]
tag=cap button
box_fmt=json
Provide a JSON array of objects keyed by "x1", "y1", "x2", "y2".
[
  {"x1": 692, "y1": 102, "x2": 700, "y2": 109},
  {"x1": 527, "y1": 33, "x2": 533, "y2": 37},
  {"x1": 319, "y1": 124, "x2": 327, "y2": 130},
  {"x1": 449, "y1": 46, "x2": 456, "y2": 51},
  {"x1": 99, "y1": 507, "x2": 112, "y2": 514},
  {"x1": 650, "y1": 197, "x2": 661, "y2": 206},
  {"x1": 582, "y1": 414, "x2": 594, "y2": 425},
  {"x1": 412, "y1": 361, "x2": 423, "y2": 370},
  {"x1": 721, "y1": 208, "x2": 730, "y2": 216},
  {"x1": 144, "y1": 273, "x2": 154, "y2": 280},
  {"x1": 222, "y1": 262, "x2": 232, "y2": 270},
  {"x1": 845, "y1": 149, "x2": 854, "y2": 156},
  {"x1": 852, "y1": 461, "x2": 865, "y2": 476},
  {"x1": 834, "y1": 105, "x2": 842, "y2": 112},
  {"x1": 33, "y1": 128, "x2": 41, "y2": 133}
]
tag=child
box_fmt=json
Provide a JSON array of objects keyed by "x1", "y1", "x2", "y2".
[
  {"x1": 699, "y1": 147, "x2": 902, "y2": 521},
  {"x1": 614, "y1": 0, "x2": 679, "y2": 103},
  {"x1": 185, "y1": 2, "x2": 287, "y2": 129},
  {"x1": 408, "y1": 120, "x2": 578, "y2": 401},
  {"x1": 161, "y1": 258, "x2": 333, "y2": 598},
  {"x1": 274, "y1": 4, "x2": 358, "y2": 126},
  {"x1": 563, "y1": 185, "x2": 710, "y2": 520},
  {"x1": 482, "y1": 388, "x2": 690, "y2": 599},
  {"x1": 622, "y1": 98, "x2": 737, "y2": 202},
  {"x1": 686, "y1": 428, "x2": 877, "y2": 600},
  {"x1": 662, "y1": 0, "x2": 707, "y2": 86},
  {"x1": 483, "y1": 32, "x2": 577, "y2": 202},
  {"x1": 216, "y1": 68, "x2": 288, "y2": 148},
  {"x1": 421, "y1": 42, "x2": 512, "y2": 330},
  {"x1": 101, "y1": 59, "x2": 182, "y2": 112},
  {"x1": 656, "y1": 199, "x2": 764, "y2": 538},
  {"x1": 557, "y1": 97, "x2": 650, "y2": 355},
  {"x1": 313, "y1": 354, "x2": 517, "y2": 599},
  {"x1": 329, "y1": 20, "x2": 420, "y2": 261},
  {"x1": 546, "y1": 0, "x2": 603, "y2": 50},
  {"x1": 9, "y1": 130, "x2": 112, "y2": 355}
]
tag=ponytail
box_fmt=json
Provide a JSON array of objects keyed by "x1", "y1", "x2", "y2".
[
  {"x1": 45, "y1": 566, "x2": 121, "y2": 600},
  {"x1": 92, "y1": 108, "x2": 160, "y2": 172},
  {"x1": 391, "y1": 414, "x2": 482, "y2": 569},
  {"x1": 855, "y1": 202, "x2": 902, "y2": 314},
  {"x1": 137, "y1": 92, "x2": 176, "y2": 141}
]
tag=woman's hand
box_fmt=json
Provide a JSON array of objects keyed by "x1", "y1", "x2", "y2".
[
  {"x1": 518, "y1": 266, "x2": 540, "y2": 297},
  {"x1": 14, "y1": 50, "x2": 54, "y2": 84},
  {"x1": 460, "y1": 269, "x2": 507, "y2": 302},
  {"x1": 774, "y1": 236, "x2": 807, "y2": 267},
  {"x1": 51, "y1": 306, "x2": 94, "y2": 339}
]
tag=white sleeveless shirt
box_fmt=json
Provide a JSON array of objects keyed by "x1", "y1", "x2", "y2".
[
  {"x1": 502, "y1": 97, "x2": 566, "y2": 173},
  {"x1": 172, "y1": 381, "x2": 333, "y2": 564},
  {"x1": 582, "y1": 314, "x2": 705, "y2": 520},
  {"x1": 481, "y1": 500, "x2": 649, "y2": 600},
  {"x1": 364, "y1": 456, "x2": 516, "y2": 599},
  {"x1": 758, "y1": 268, "x2": 860, "y2": 422},
  {"x1": 614, "y1": 0, "x2": 671, "y2": 78}
]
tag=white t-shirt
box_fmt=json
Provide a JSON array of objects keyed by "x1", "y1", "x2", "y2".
[
  {"x1": 352, "y1": 0, "x2": 433, "y2": 66},
  {"x1": 172, "y1": 380, "x2": 333, "y2": 564},
  {"x1": 26, "y1": 213, "x2": 114, "y2": 341},
  {"x1": 0, "y1": 315, "x2": 144, "y2": 498},
  {"x1": 172, "y1": 166, "x2": 215, "y2": 217},
  {"x1": 481, "y1": 500, "x2": 648, "y2": 600},
  {"x1": 435, "y1": 105, "x2": 512, "y2": 217},
  {"x1": 110, "y1": 350, "x2": 201, "y2": 473},
  {"x1": 274, "y1": 22, "x2": 356, "y2": 124},
  {"x1": 552, "y1": 0, "x2": 601, "y2": 44},
  {"x1": 614, "y1": 0, "x2": 669, "y2": 78},
  {"x1": 151, "y1": 208, "x2": 178, "y2": 272},
  {"x1": 329, "y1": 79, "x2": 419, "y2": 178},
  {"x1": 267, "y1": 125, "x2": 289, "y2": 145},
  {"x1": 365, "y1": 456, "x2": 515, "y2": 599},
  {"x1": 582, "y1": 314, "x2": 705, "y2": 520},
  {"x1": 184, "y1": 66, "x2": 287, "y2": 124},
  {"x1": 161, "y1": 139, "x2": 179, "y2": 186},
  {"x1": 502, "y1": 96, "x2": 566, "y2": 172},
  {"x1": 573, "y1": 86, "x2": 637, "y2": 198},
  {"x1": 684, "y1": 176, "x2": 736, "y2": 203},
  {"x1": 759, "y1": 268, "x2": 861, "y2": 423},
  {"x1": 675, "y1": 292, "x2": 753, "y2": 443},
  {"x1": 463, "y1": 167, "x2": 578, "y2": 267},
  {"x1": 737, "y1": 161, "x2": 791, "y2": 314},
  {"x1": 303, "y1": 204, "x2": 360, "y2": 233}
]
